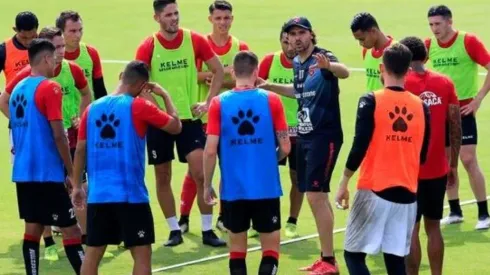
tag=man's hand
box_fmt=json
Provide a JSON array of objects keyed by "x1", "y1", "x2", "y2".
[
  {"x1": 144, "y1": 82, "x2": 168, "y2": 98},
  {"x1": 205, "y1": 76, "x2": 213, "y2": 86},
  {"x1": 335, "y1": 179, "x2": 350, "y2": 210},
  {"x1": 460, "y1": 98, "x2": 481, "y2": 116},
  {"x1": 256, "y1": 77, "x2": 267, "y2": 88},
  {"x1": 192, "y1": 102, "x2": 208, "y2": 117},
  {"x1": 223, "y1": 66, "x2": 233, "y2": 75},
  {"x1": 447, "y1": 167, "x2": 459, "y2": 189},
  {"x1": 71, "y1": 187, "x2": 86, "y2": 210},
  {"x1": 310, "y1": 53, "x2": 331, "y2": 70},
  {"x1": 204, "y1": 186, "x2": 217, "y2": 206},
  {"x1": 71, "y1": 117, "x2": 80, "y2": 129}
]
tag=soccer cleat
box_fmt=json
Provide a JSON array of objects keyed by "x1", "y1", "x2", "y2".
[
  {"x1": 309, "y1": 260, "x2": 340, "y2": 275},
  {"x1": 202, "y1": 230, "x2": 227, "y2": 247},
  {"x1": 164, "y1": 230, "x2": 183, "y2": 247},
  {"x1": 247, "y1": 229, "x2": 259, "y2": 238},
  {"x1": 44, "y1": 245, "x2": 59, "y2": 261},
  {"x1": 440, "y1": 214, "x2": 464, "y2": 225},
  {"x1": 285, "y1": 222, "x2": 299, "y2": 238},
  {"x1": 299, "y1": 259, "x2": 322, "y2": 271},
  {"x1": 216, "y1": 218, "x2": 228, "y2": 233},
  {"x1": 179, "y1": 219, "x2": 189, "y2": 234},
  {"x1": 475, "y1": 216, "x2": 490, "y2": 230}
]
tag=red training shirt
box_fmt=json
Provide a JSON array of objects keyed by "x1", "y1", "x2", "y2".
[
  {"x1": 64, "y1": 45, "x2": 104, "y2": 79},
  {"x1": 258, "y1": 52, "x2": 293, "y2": 80},
  {"x1": 197, "y1": 35, "x2": 249, "y2": 70},
  {"x1": 362, "y1": 36, "x2": 394, "y2": 59},
  {"x1": 14, "y1": 79, "x2": 63, "y2": 121},
  {"x1": 78, "y1": 97, "x2": 171, "y2": 140},
  {"x1": 5, "y1": 63, "x2": 88, "y2": 95},
  {"x1": 207, "y1": 88, "x2": 288, "y2": 136},
  {"x1": 135, "y1": 29, "x2": 215, "y2": 68},
  {"x1": 405, "y1": 69, "x2": 458, "y2": 179}
]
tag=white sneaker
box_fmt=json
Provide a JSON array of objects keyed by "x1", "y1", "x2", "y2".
[
  {"x1": 475, "y1": 217, "x2": 490, "y2": 230},
  {"x1": 441, "y1": 214, "x2": 464, "y2": 225}
]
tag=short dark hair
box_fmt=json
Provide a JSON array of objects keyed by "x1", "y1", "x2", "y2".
[
  {"x1": 56, "y1": 10, "x2": 82, "y2": 31},
  {"x1": 399, "y1": 36, "x2": 427, "y2": 62},
  {"x1": 154, "y1": 0, "x2": 176, "y2": 13},
  {"x1": 233, "y1": 51, "x2": 259, "y2": 78},
  {"x1": 28, "y1": 39, "x2": 55, "y2": 65},
  {"x1": 280, "y1": 22, "x2": 288, "y2": 40},
  {"x1": 350, "y1": 12, "x2": 379, "y2": 32},
  {"x1": 38, "y1": 27, "x2": 63, "y2": 41},
  {"x1": 122, "y1": 61, "x2": 150, "y2": 85},
  {"x1": 209, "y1": 0, "x2": 232, "y2": 14},
  {"x1": 382, "y1": 43, "x2": 413, "y2": 78},
  {"x1": 428, "y1": 5, "x2": 452, "y2": 19},
  {"x1": 15, "y1": 11, "x2": 39, "y2": 31}
]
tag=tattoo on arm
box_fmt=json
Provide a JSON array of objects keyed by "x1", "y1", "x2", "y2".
[
  {"x1": 276, "y1": 130, "x2": 288, "y2": 140},
  {"x1": 276, "y1": 130, "x2": 289, "y2": 160},
  {"x1": 448, "y1": 104, "x2": 462, "y2": 168}
]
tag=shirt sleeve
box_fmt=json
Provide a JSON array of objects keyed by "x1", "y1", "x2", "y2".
[
  {"x1": 239, "y1": 41, "x2": 250, "y2": 51},
  {"x1": 135, "y1": 36, "x2": 154, "y2": 66},
  {"x1": 446, "y1": 78, "x2": 459, "y2": 105},
  {"x1": 420, "y1": 102, "x2": 431, "y2": 165},
  {"x1": 132, "y1": 97, "x2": 171, "y2": 128},
  {"x1": 191, "y1": 32, "x2": 216, "y2": 63},
  {"x1": 206, "y1": 97, "x2": 221, "y2": 136},
  {"x1": 68, "y1": 62, "x2": 88, "y2": 89},
  {"x1": 464, "y1": 33, "x2": 490, "y2": 67},
  {"x1": 5, "y1": 66, "x2": 30, "y2": 94},
  {"x1": 78, "y1": 106, "x2": 90, "y2": 141},
  {"x1": 258, "y1": 54, "x2": 274, "y2": 80},
  {"x1": 87, "y1": 46, "x2": 103, "y2": 79},
  {"x1": 268, "y1": 93, "x2": 288, "y2": 131},
  {"x1": 36, "y1": 80, "x2": 63, "y2": 121},
  {"x1": 345, "y1": 93, "x2": 376, "y2": 171}
]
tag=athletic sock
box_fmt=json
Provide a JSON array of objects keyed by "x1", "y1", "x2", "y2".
[
  {"x1": 322, "y1": 256, "x2": 336, "y2": 265},
  {"x1": 286, "y1": 217, "x2": 297, "y2": 225},
  {"x1": 23, "y1": 234, "x2": 40, "y2": 275},
  {"x1": 259, "y1": 250, "x2": 279, "y2": 275},
  {"x1": 166, "y1": 216, "x2": 180, "y2": 231},
  {"x1": 180, "y1": 175, "x2": 197, "y2": 216},
  {"x1": 44, "y1": 236, "x2": 55, "y2": 248},
  {"x1": 229, "y1": 251, "x2": 247, "y2": 275},
  {"x1": 179, "y1": 215, "x2": 189, "y2": 224},
  {"x1": 344, "y1": 251, "x2": 369, "y2": 275},
  {"x1": 448, "y1": 199, "x2": 463, "y2": 216},
  {"x1": 63, "y1": 238, "x2": 85, "y2": 275},
  {"x1": 477, "y1": 200, "x2": 489, "y2": 219},
  {"x1": 202, "y1": 214, "x2": 213, "y2": 232},
  {"x1": 81, "y1": 234, "x2": 87, "y2": 245}
]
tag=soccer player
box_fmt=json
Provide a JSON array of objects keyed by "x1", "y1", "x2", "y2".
[
  {"x1": 0, "y1": 11, "x2": 38, "y2": 84},
  {"x1": 135, "y1": 0, "x2": 226, "y2": 247},
  {"x1": 401, "y1": 36, "x2": 462, "y2": 275},
  {"x1": 426, "y1": 5, "x2": 490, "y2": 229},
  {"x1": 350, "y1": 12, "x2": 395, "y2": 91},
  {"x1": 0, "y1": 38, "x2": 84, "y2": 275},
  {"x1": 2, "y1": 26, "x2": 92, "y2": 261},
  {"x1": 335, "y1": 43, "x2": 430, "y2": 275},
  {"x1": 71, "y1": 60, "x2": 181, "y2": 275},
  {"x1": 259, "y1": 17, "x2": 350, "y2": 274},
  {"x1": 56, "y1": 10, "x2": 108, "y2": 100},
  {"x1": 258, "y1": 24, "x2": 302, "y2": 238},
  {"x1": 204, "y1": 51, "x2": 290, "y2": 275},
  {"x1": 178, "y1": 0, "x2": 249, "y2": 234}
]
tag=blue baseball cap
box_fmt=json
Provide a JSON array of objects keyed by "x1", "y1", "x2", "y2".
[{"x1": 284, "y1": 16, "x2": 313, "y2": 33}]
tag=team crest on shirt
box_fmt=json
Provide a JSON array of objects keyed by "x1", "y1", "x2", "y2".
[
  {"x1": 419, "y1": 91, "x2": 442, "y2": 107},
  {"x1": 95, "y1": 113, "x2": 123, "y2": 149},
  {"x1": 230, "y1": 109, "x2": 263, "y2": 146}
]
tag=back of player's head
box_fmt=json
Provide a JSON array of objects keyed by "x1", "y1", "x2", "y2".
[
  {"x1": 428, "y1": 5, "x2": 452, "y2": 19},
  {"x1": 28, "y1": 39, "x2": 56, "y2": 65},
  {"x1": 350, "y1": 12, "x2": 379, "y2": 32},
  {"x1": 382, "y1": 43, "x2": 413, "y2": 78},
  {"x1": 38, "y1": 27, "x2": 63, "y2": 41},
  {"x1": 122, "y1": 61, "x2": 150, "y2": 85},
  {"x1": 154, "y1": 0, "x2": 176, "y2": 13},
  {"x1": 56, "y1": 10, "x2": 82, "y2": 31},
  {"x1": 399, "y1": 36, "x2": 427, "y2": 62},
  {"x1": 209, "y1": 0, "x2": 232, "y2": 14},
  {"x1": 15, "y1": 11, "x2": 39, "y2": 31},
  {"x1": 233, "y1": 51, "x2": 259, "y2": 78}
]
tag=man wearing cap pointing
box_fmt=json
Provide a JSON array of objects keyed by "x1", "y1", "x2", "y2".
[{"x1": 259, "y1": 16, "x2": 349, "y2": 275}]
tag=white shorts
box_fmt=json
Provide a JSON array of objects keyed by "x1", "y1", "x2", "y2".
[
  {"x1": 9, "y1": 129, "x2": 14, "y2": 163},
  {"x1": 344, "y1": 189, "x2": 417, "y2": 257}
]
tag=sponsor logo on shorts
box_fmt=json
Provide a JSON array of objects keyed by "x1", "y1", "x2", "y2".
[
  {"x1": 52, "y1": 214, "x2": 59, "y2": 221},
  {"x1": 272, "y1": 216, "x2": 278, "y2": 224},
  {"x1": 137, "y1": 230, "x2": 145, "y2": 238}
]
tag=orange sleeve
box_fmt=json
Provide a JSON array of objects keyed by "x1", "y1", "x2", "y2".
[
  {"x1": 68, "y1": 62, "x2": 88, "y2": 89},
  {"x1": 446, "y1": 78, "x2": 458, "y2": 105},
  {"x1": 206, "y1": 97, "x2": 221, "y2": 135},
  {"x1": 78, "y1": 106, "x2": 90, "y2": 141},
  {"x1": 5, "y1": 66, "x2": 30, "y2": 94},
  {"x1": 267, "y1": 93, "x2": 288, "y2": 131},
  {"x1": 258, "y1": 54, "x2": 274, "y2": 80},
  {"x1": 86, "y1": 46, "x2": 103, "y2": 79},
  {"x1": 464, "y1": 33, "x2": 490, "y2": 67},
  {"x1": 239, "y1": 41, "x2": 249, "y2": 51},
  {"x1": 135, "y1": 36, "x2": 154, "y2": 67},
  {"x1": 34, "y1": 80, "x2": 63, "y2": 121},
  {"x1": 191, "y1": 32, "x2": 215, "y2": 63}
]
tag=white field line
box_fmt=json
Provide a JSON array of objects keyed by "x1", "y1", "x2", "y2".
[
  {"x1": 102, "y1": 59, "x2": 487, "y2": 76},
  {"x1": 148, "y1": 195, "x2": 490, "y2": 273}
]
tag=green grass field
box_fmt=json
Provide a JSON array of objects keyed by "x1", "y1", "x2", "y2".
[{"x1": 1, "y1": 0, "x2": 490, "y2": 274}]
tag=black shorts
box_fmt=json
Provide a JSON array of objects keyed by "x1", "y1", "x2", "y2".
[
  {"x1": 86, "y1": 203, "x2": 155, "y2": 247},
  {"x1": 221, "y1": 198, "x2": 281, "y2": 234},
  {"x1": 146, "y1": 119, "x2": 206, "y2": 164},
  {"x1": 278, "y1": 140, "x2": 297, "y2": 171},
  {"x1": 461, "y1": 114, "x2": 477, "y2": 145},
  {"x1": 296, "y1": 137, "x2": 342, "y2": 193},
  {"x1": 416, "y1": 175, "x2": 447, "y2": 222},
  {"x1": 16, "y1": 182, "x2": 77, "y2": 228}
]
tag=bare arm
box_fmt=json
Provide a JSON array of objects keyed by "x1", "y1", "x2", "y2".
[
  {"x1": 448, "y1": 104, "x2": 462, "y2": 168},
  {"x1": 146, "y1": 82, "x2": 182, "y2": 135},
  {"x1": 204, "y1": 56, "x2": 224, "y2": 104},
  {"x1": 78, "y1": 85, "x2": 91, "y2": 116},
  {"x1": 203, "y1": 135, "x2": 219, "y2": 190},
  {"x1": 259, "y1": 81, "x2": 296, "y2": 98},
  {"x1": 475, "y1": 63, "x2": 490, "y2": 102},
  {"x1": 198, "y1": 71, "x2": 213, "y2": 83},
  {"x1": 72, "y1": 140, "x2": 86, "y2": 189},
  {"x1": 328, "y1": 62, "x2": 350, "y2": 79},
  {"x1": 0, "y1": 91, "x2": 10, "y2": 119},
  {"x1": 50, "y1": 120, "x2": 73, "y2": 177},
  {"x1": 276, "y1": 129, "x2": 291, "y2": 161}
]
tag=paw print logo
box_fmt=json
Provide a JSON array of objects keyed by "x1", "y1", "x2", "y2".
[
  {"x1": 389, "y1": 106, "x2": 413, "y2": 133},
  {"x1": 12, "y1": 94, "x2": 27, "y2": 119},
  {"x1": 137, "y1": 230, "x2": 145, "y2": 238},
  {"x1": 95, "y1": 113, "x2": 120, "y2": 139},
  {"x1": 231, "y1": 109, "x2": 259, "y2": 136}
]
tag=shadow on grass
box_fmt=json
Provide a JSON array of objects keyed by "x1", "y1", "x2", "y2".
[{"x1": 443, "y1": 223, "x2": 490, "y2": 248}]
